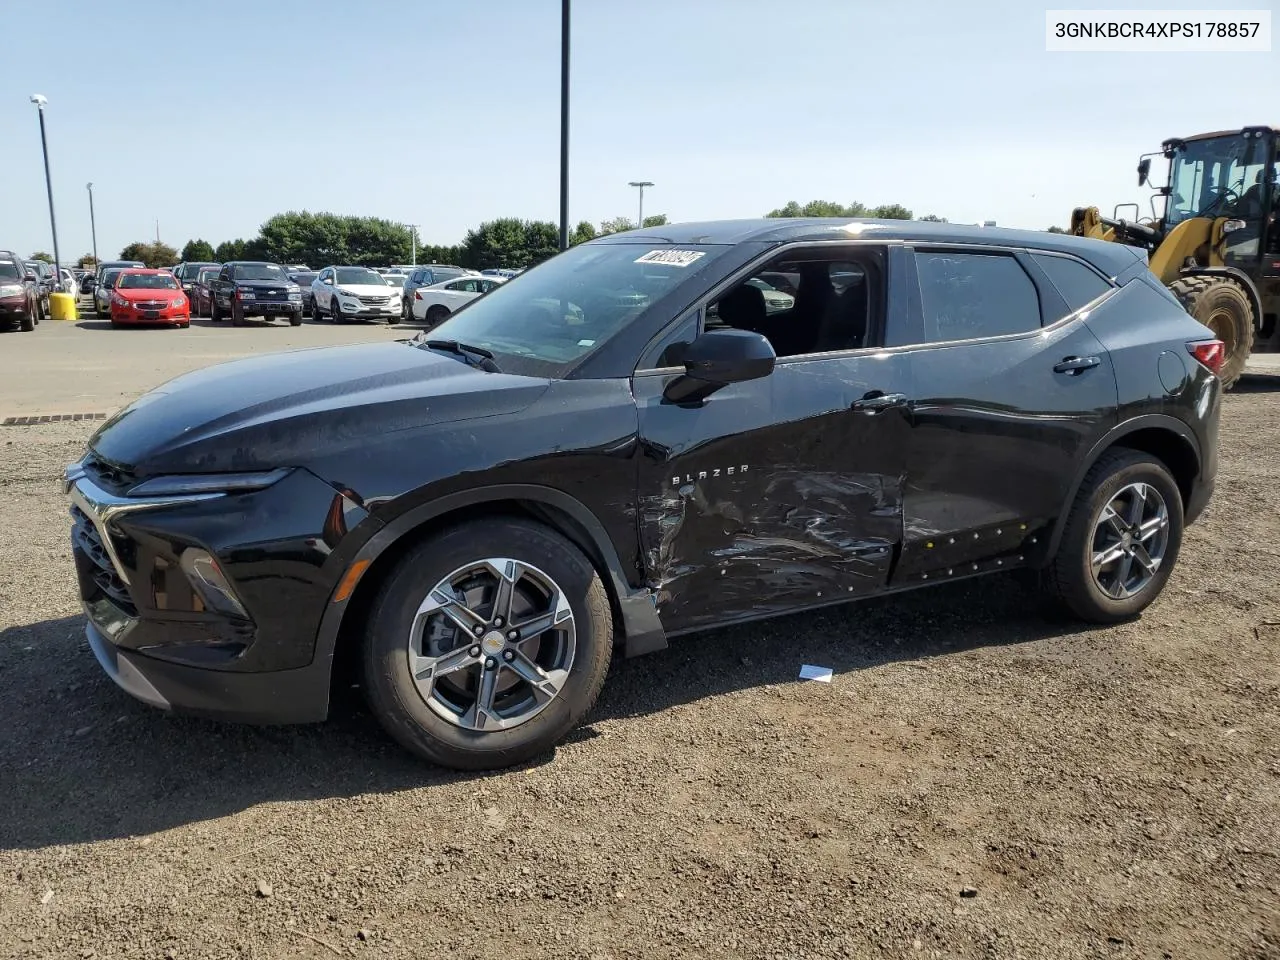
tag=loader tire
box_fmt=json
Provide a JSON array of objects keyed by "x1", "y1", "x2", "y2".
[{"x1": 1170, "y1": 276, "x2": 1253, "y2": 390}]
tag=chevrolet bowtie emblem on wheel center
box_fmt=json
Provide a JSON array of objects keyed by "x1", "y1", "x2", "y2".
[
  {"x1": 672, "y1": 465, "x2": 749, "y2": 485},
  {"x1": 480, "y1": 630, "x2": 506, "y2": 656}
]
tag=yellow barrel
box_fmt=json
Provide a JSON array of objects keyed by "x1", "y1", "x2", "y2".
[{"x1": 50, "y1": 292, "x2": 78, "y2": 321}]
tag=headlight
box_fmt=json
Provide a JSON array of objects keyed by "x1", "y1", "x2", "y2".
[
  {"x1": 337, "y1": 289, "x2": 359, "y2": 298},
  {"x1": 236, "y1": 287, "x2": 256, "y2": 298},
  {"x1": 288, "y1": 292, "x2": 302, "y2": 300},
  {"x1": 0, "y1": 284, "x2": 21, "y2": 297},
  {"x1": 127, "y1": 468, "x2": 293, "y2": 497},
  {"x1": 170, "y1": 298, "x2": 185, "y2": 307},
  {"x1": 112, "y1": 294, "x2": 129, "y2": 306}
]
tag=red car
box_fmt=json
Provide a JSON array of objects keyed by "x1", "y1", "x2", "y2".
[{"x1": 109, "y1": 269, "x2": 190, "y2": 328}]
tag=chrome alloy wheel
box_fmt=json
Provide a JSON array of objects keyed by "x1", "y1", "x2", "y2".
[
  {"x1": 1090, "y1": 482, "x2": 1170, "y2": 600},
  {"x1": 407, "y1": 558, "x2": 576, "y2": 731}
]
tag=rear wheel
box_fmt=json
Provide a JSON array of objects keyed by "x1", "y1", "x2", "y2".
[
  {"x1": 210, "y1": 298, "x2": 222, "y2": 323},
  {"x1": 19, "y1": 306, "x2": 34, "y2": 332},
  {"x1": 426, "y1": 304, "x2": 449, "y2": 327},
  {"x1": 1170, "y1": 276, "x2": 1253, "y2": 390},
  {"x1": 361, "y1": 519, "x2": 613, "y2": 770},
  {"x1": 1042, "y1": 449, "x2": 1183, "y2": 623},
  {"x1": 231, "y1": 300, "x2": 245, "y2": 327}
]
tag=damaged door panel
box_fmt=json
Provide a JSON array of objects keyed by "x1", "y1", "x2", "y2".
[{"x1": 633, "y1": 352, "x2": 912, "y2": 634}]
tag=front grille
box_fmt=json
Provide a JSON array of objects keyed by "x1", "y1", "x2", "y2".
[
  {"x1": 71, "y1": 504, "x2": 136, "y2": 616},
  {"x1": 358, "y1": 295, "x2": 393, "y2": 306},
  {"x1": 136, "y1": 300, "x2": 168, "y2": 309},
  {"x1": 82, "y1": 454, "x2": 137, "y2": 495}
]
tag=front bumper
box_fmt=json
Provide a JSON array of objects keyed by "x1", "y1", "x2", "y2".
[
  {"x1": 0, "y1": 297, "x2": 31, "y2": 319},
  {"x1": 239, "y1": 299, "x2": 302, "y2": 316},
  {"x1": 66, "y1": 465, "x2": 373, "y2": 723},
  {"x1": 111, "y1": 306, "x2": 188, "y2": 325},
  {"x1": 85, "y1": 617, "x2": 330, "y2": 723},
  {"x1": 338, "y1": 299, "x2": 400, "y2": 320}
]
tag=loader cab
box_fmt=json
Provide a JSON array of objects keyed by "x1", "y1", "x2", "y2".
[{"x1": 1160, "y1": 128, "x2": 1277, "y2": 273}]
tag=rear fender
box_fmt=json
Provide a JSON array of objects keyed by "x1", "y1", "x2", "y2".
[{"x1": 1036, "y1": 415, "x2": 1202, "y2": 566}]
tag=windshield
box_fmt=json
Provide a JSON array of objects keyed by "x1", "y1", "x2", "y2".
[
  {"x1": 0, "y1": 261, "x2": 21, "y2": 281},
  {"x1": 103, "y1": 270, "x2": 123, "y2": 287},
  {"x1": 197, "y1": 268, "x2": 221, "y2": 283},
  {"x1": 118, "y1": 273, "x2": 180, "y2": 290},
  {"x1": 419, "y1": 242, "x2": 729, "y2": 377},
  {"x1": 1167, "y1": 134, "x2": 1272, "y2": 225},
  {"x1": 384, "y1": 276, "x2": 407, "y2": 288},
  {"x1": 233, "y1": 264, "x2": 289, "y2": 281},
  {"x1": 335, "y1": 267, "x2": 386, "y2": 286}
]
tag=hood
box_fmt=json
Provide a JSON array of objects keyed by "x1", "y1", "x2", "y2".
[
  {"x1": 233, "y1": 278, "x2": 296, "y2": 291},
  {"x1": 116, "y1": 287, "x2": 183, "y2": 300},
  {"x1": 88, "y1": 341, "x2": 550, "y2": 477},
  {"x1": 332, "y1": 283, "x2": 398, "y2": 296}
]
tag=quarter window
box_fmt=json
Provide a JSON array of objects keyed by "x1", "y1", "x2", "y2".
[
  {"x1": 913, "y1": 251, "x2": 1040, "y2": 343},
  {"x1": 1032, "y1": 254, "x2": 1112, "y2": 318}
]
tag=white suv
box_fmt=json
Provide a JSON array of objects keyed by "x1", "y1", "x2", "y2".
[{"x1": 310, "y1": 266, "x2": 402, "y2": 324}]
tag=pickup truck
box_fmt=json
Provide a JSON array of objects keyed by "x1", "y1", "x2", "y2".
[{"x1": 209, "y1": 261, "x2": 303, "y2": 326}]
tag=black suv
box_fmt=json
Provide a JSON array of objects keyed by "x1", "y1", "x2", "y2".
[
  {"x1": 209, "y1": 261, "x2": 303, "y2": 325},
  {"x1": 63, "y1": 219, "x2": 1222, "y2": 770}
]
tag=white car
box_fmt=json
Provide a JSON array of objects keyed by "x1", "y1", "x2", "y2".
[
  {"x1": 310, "y1": 266, "x2": 402, "y2": 323},
  {"x1": 410, "y1": 275, "x2": 506, "y2": 326}
]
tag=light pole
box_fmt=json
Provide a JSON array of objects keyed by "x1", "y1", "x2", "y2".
[
  {"x1": 86, "y1": 182, "x2": 98, "y2": 270},
  {"x1": 558, "y1": 0, "x2": 570, "y2": 250},
  {"x1": 628, "y1": 181, "x2": 653, "y2": 230},
  {"x1": 29, "y1": 94, "x2": 62, "y2": 285},
  {"x1": 408, "y1": 224, "x2": 421, "y2": 266}
]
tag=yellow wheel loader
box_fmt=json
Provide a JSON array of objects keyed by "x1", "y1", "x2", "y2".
[{"x1": 1070, "y1": 126, "x2": 1279, "y2": 388}]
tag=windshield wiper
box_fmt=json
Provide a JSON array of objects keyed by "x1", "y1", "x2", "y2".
[{"x1": 422, "y1": 338, "x2": 502, "y2": 373}]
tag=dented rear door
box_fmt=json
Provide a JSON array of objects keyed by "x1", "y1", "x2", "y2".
[{"x1": 633, "y1": 351, "x2": 912, "y2": 634}]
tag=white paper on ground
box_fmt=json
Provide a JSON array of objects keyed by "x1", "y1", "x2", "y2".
[{"x1": 798, "y1": 664, "x2": 833, "y2": 683}]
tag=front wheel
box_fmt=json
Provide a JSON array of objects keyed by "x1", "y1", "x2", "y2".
[
  {"x1": 289, "y1": 310, "x2": 302, "y2": 327},
  {"x1": 210, "y1": 298, "x2": 222, "y2": 323},
  {"x1": 361, "y1": 519, "x2": 614, "y2": 770},
  {"x1": 1042, "y1": 450, "x2": 1184, "y2": 623}
]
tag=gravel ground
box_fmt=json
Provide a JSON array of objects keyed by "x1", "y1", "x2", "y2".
[{"x1": 1, "y1": 380, "x2": 1279, "y2": 959}]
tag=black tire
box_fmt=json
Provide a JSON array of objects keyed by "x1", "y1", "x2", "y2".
[
  {"x1": 425, "y1": 304, "x2": 449, "y2": 327},
  {"x1": 210, "y1": 298, "x2": 222, "y2": 323},
  {"x1": 361, "y1": 518, "x2": 614, "y2": 771},
  {"x1": 1042, "y1": 449, "x2": 1184, "y2": 623},
  {"x1": 1170, "y1": 276, "x2": 1253, "y2": 390},
  {"x1": 402, "y1": 295, "x2": 411, "y2": 322},
  {"x1": 231, "y1": 300, "x2": 245, "y2": 327},
  {"x1": 19, "y1": 308, "x2": 34, "y2": 332},
  {"x1": 331, "y1": 298, "x2": 344, "y2": 324},
  {"x1": 289, "y1": 310, "x2": 302, "y2": 327}
]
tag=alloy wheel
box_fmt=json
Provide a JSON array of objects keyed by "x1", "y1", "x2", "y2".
[
  {"x1": 1090, "y1": 482, "x2": 1170, "y2": 599},
  {"x1": 406, "y1": 557, "x2": 576, "y2": 732}
]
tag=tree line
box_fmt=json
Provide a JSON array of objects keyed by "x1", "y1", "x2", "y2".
[{"x1": 93, "y1": 204, "x2": 1069, "y2": 273}]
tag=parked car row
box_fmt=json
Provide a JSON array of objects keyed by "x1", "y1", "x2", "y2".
[{"x1": 0, "y1": 249, "x2": 43, "y2": 331}]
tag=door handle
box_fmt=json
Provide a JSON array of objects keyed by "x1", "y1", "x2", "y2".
[
  {"x1": 850, "y1": 391, "x2": 908, "y2": 413},
  {"x1": 1053, "y1": 355, "x2": 1101, "y2": 374}
]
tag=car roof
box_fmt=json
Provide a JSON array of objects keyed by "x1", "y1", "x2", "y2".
[
  {"x1": 591, "y1": 218, "x2": 1148, "y2": 276},
  {"x1": 117, "y1": 268, "x2": 171, "y2": 274}
]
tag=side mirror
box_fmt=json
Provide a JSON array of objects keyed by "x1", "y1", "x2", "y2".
[
  {"x1": 323, "y1": 277, "x2": 334, "y2": 285},
  {"x1": 1137, "y1": 157, "x2": 1151, "y2": 187},
  {"x1": 662, "y1": 329, "x2": 776, "y2": 405}
]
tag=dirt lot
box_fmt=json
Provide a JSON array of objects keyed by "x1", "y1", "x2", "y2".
[{"x1": 1, "y1": 368, "x2": 1278, "y2": 959}]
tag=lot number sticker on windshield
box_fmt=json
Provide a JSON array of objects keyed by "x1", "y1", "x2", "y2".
[{"x1": 635, "y1": 249, "x2": 706, "y2": 267}]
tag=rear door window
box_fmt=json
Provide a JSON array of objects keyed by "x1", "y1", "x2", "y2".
[
  {"x1": 912, "y1": 251, "x2": 1040, "y2": 343},
  {"x1": 1031, "y1": 254, "x2": 1113, "y2": 320}
]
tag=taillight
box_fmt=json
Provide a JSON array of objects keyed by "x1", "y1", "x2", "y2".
[
  {"x1": 1187, "y1": 339, "x2": 1225, "y2": 376},
  {"x1": 414, "y1": 291, "x2": 422, "y2": 300}
]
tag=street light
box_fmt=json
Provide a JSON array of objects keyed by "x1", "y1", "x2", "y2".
[
  {"x1": 29, "y1": 94, "x2": 62, "y2": 285},
  {"x1": 628, "y1": 181, "x2": 654, "y2": 231},
  {"x1": 86, "y1": 182, "x2": 98, "y2": 270},
  {"x1": 559, "y1": 0, "x2": 570, "y2": 250},
  {"x1": 407, "y1": 224, "x2": 421, "y2": 266}
]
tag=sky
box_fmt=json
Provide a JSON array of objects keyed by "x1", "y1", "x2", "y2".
[{"x1": 1, "y1": 0, "x2": 1275, "y2": 262}]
